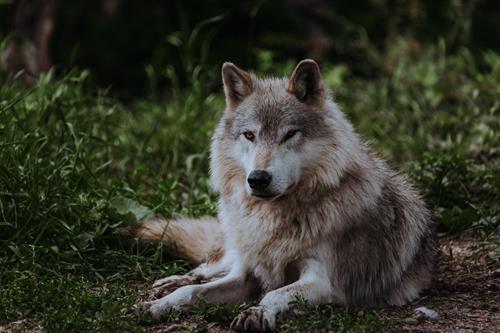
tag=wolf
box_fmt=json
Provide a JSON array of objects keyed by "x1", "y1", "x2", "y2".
[{"x1": 130, "y1": 59, "x2": 436, "y2": 331}]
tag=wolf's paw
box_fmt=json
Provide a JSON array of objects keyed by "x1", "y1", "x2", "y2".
[
  {"x1": 141, "y1": 285, "x2": 198, "y2": 320},
  {"x1": 152, "y1": 274, "x2": 202, "y2": 297},
  {"x1": 230, "y1": 306, "x2": 276, "y2": 332},
  {"x1": 135, "y1": 299, "x2": 168, "y2": 320},
  {"x1": 137, "y1": 297, "x2": 173, "y2": 320},
  {"x1": 133, "y1": 300, "x2": 152, "y2": 317}
]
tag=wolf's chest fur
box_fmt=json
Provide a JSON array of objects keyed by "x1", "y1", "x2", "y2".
[{"x1": 220, "y1": 194, "x2": 327, "y2": 289}]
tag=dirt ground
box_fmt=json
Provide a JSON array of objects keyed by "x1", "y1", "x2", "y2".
[{"x1": 379, "y1": 235, "x2": 500, "y2": 333}]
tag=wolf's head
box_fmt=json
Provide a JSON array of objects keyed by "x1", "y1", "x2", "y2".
[{"x1": 210, "y1": 60, "x2": 359, "y2": 200}]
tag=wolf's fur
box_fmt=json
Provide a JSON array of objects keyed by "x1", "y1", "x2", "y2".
[{"x1": 133, "y1": 59, "x2": 436, "y2": 331}]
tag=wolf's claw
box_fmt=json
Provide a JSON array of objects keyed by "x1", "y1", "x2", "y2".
[
  {"x1": 230, "y1": 306, "x2": 275, "y2": 332},
  {"x1": 138, "y1": 298, "x2": 173, "y2": 320},
  {"x1": 134, "y1": 300, "x2": 153, "y2": 316}
]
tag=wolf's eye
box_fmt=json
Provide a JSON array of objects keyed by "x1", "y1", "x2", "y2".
[
  {"x1": 243, "y1": 131, "x2": 255, "y2": 141},
  {"x1": 283, "y1": 130, "x2": 298, "y2": 141}
]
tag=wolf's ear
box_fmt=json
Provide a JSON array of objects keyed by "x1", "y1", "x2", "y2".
[
  {"x1": 287, "y1": 59, "x2": 324, "y2": 105},
  {"x1": 222, "y1": 62, "x2": 253, "y2": 109}
]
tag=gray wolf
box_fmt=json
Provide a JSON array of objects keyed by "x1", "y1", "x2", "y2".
[{"x1": 129, "y1": 59, "x2": 436, "y2": 331}]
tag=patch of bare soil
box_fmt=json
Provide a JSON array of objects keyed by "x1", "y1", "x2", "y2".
[
  {"x1": 381, "y1": 234, "x2": 500, "y2": 333},
  {"x1": 141, "y1": 235, "x2": 500, "y2": 333}
]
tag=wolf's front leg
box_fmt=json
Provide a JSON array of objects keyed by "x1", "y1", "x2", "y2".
[
  {"x1": 143, "y1": 269, "x2": 259, "y2": 320},
  {"x1": 231, "y1": 258, "x2": 332, "y2": 332},
  {"x1": 151, "y1": 259, "x2": 229, "y2": 297}
]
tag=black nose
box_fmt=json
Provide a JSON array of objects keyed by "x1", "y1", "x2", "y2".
[{"x1": 247, "y1": 170, "x2": 272, "y2": 190}]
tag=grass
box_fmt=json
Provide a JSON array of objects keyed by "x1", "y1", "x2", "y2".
[
  {"x1": 0, "y1": 41, "x2": 499, "y2": 332},
  {"x1": 279, "y1": 305, "x2": 392, "y2": 333}
]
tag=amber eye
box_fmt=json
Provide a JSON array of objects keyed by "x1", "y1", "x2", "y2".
[
  {"x1": 283, "y1": 130, "x2": 298, "y2": 141},
  {"x1": 243, "y1": 131, "x2": 255, "y2": 141}
]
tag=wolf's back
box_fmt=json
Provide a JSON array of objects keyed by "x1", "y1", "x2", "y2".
[{"x1": 120, "y1": 216, "x2": 221, "y2": 264}]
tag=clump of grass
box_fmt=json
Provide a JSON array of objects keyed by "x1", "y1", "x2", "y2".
[
  {"x1": 0, "y1": 271, "x2": 140, "y2": 332},
  {"x1": 191, "y1": 299, "x2": 250, "y2": 326},
  {"x1": 410, "y1": 153, "x2": 499, "y2": 233},
  {"x1": 279, "y1": 303, "x2": 391, "y2": 333}
]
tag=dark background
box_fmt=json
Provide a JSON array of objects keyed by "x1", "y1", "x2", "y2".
[{"x1": 1, "y1": 0, "x2": 500, "y2": 97}]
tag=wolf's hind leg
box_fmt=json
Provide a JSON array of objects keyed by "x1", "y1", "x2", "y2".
[{"x1": 231, "y1": 258, "x2": 332, "y2": 332}]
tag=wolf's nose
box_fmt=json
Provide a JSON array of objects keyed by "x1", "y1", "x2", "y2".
[{"x1": 247, "y1": 170, "x2": 272, "y2": 190}]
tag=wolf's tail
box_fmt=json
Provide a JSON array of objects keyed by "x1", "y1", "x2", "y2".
[{"x1": 118, "y1": 215, "x2": 221, "y2": 264}]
